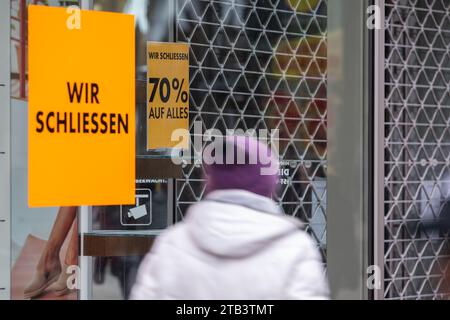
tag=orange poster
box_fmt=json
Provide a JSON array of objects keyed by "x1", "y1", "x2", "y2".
[{"x1": 28, "y1": 5, "x2": 135, "y2": 207}]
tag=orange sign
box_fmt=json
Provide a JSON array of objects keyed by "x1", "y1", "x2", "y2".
[
  {"x1": 147, "y1": 42, "x2": 189, "y2": 150},
  {"x1": 28, "y1": 5, "x2": 135, "y2": 207}
]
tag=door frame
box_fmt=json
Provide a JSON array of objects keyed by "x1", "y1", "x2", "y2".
[
  {"x1": 0, "y1": 0, "x2": 11, "y2": 301},
  {"x1": 326, "y1": 0, "x2": 374, "y2": 300},
  {"x1": 78, "y1": 0, "x2": 93, "y2": 302},
  {"x1": 372, "y1": 0, "x2": 385, "y2": 300}
]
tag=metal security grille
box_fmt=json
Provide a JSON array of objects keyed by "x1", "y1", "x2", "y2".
[
  {"x1": 384, "y1": 0, "x2": 450, "y2": 299},
  {"x1": 175, "y1": 0, "x2": 328, "y2": 256}
]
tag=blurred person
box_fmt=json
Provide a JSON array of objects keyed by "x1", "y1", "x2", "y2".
[
  {"x1": 422, "y1": 176, "x2": 450, "y2": 298},
  {"x1": 131, "y1": 136, "x2": 329, "y2": 299},
  {"x1": 24, "y1": 207, "x2": 78, "y2": 299}
]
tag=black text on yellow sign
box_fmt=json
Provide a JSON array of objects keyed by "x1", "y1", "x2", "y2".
[{"x1": 147, "y1": 42, "x2": 190, "y2": 150}]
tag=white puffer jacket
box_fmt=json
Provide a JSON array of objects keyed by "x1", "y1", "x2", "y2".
[{"x1": 131, "y1": 190, "x2": 329, "y2": 300}]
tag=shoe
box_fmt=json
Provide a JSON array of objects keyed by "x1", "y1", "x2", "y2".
[
  {"x1": 24, "y1": 265, "x2": 62, "y2": 299},
  {"x1": 47, "y1": 264, "x2": 75, "y2": 296}
]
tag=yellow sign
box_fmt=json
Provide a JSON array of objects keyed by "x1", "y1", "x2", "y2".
[
  {"x1": 147, "y1": 42, "x2": 189, "y2": 150},
  {"x1": 28, "y1": 5, "x2": 135, "y2": 207}
]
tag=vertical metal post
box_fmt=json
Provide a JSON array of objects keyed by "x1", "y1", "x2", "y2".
[
  {"x1": 168, "y1": 0, "x2": 175, "y2": 43},
  {"x1": 78, "y1": 206, "x2": 91, "y2": 300},
  {"x1": 168, "y1": 0, "x2": 177, "y2": 227},
  {"x1": 167, "y1": 179, "x2": 175, "y2": 226},
  {"x1": 78, "y1": 0, "x2": 93, "y2": 301},
  {"x1": 0, "y1": 0, "x2": 11, "y2": 300},
  {"x1": 19, "y1": 0, "x2": 26, "y2": 99},
  {"x1": 327, "y1": 0, "x2": 371, "y2": 299},
  {"x1": 373, "y1": 0, "x2": 385, "y2": 300}
]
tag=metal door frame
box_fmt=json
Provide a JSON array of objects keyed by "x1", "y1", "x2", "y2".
[
  {"x1": 327, "y1": 0, "x2": 374, "y2": 300},
  {"x1": 79, "y1": 0, "x2": 93, "y2": 301},
  {"x1": 373, "y1": 0, "x2": 385, "y2": 300},
  {"x1": 0, "y1": 0, "x2": 11, "y2": 300}
]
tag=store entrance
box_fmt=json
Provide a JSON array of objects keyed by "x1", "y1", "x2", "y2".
[{"x1": 78, "y1": 0, "x2": 329, "y2": 299}]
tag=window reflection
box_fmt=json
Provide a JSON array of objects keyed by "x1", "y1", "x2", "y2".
[
  {"x1": 10, "y1": 0, "x2": 80, "y2": 99},
  {"x1": 93, "y1": 0, "x2": 172, "y2": 80}
]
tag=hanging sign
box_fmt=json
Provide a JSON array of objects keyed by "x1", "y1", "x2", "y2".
[
  {"x1": 28, "y1": 5, "x2": 135, "y2": 207},
  {"x1": 147, "y1": 42, "x2": 190, "y2": 150}
]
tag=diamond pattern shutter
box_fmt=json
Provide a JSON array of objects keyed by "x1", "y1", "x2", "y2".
[
  {"x1": 384, "y1": 0, "x2": 450, "y2": 299},
  {"x1": 175, "y1": 0, "x2": 328, "y2": 258}
]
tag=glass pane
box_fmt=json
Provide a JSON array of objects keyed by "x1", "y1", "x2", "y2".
[
  {"x1": 93, "y1": 0, "x2": 172, "y2": 80},
  {"x1": 11, "y1": 0, "x2": 81, "y2": 300},
  {"x1": 88, "y1": 0, "x2": 328, "y2": 300},
  {"x1": 90, "y1": 0, "x2": 175, "y2": 233},
  {"x1": 93, "y1": 0, "x2": 175, "y2": 158},
  {"x1": 11, "y1": 0, "x2": 80, "y2": 99},
  {"x1": 86, "y1": 1, "x2": 176, "y2": 299}
]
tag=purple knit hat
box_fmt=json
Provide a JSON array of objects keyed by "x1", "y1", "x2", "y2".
[{"x1": 203, "y1": 135, "x2": 279, "y2": 198}]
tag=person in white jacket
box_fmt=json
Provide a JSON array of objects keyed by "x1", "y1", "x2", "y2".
[{"x1": 131, "y1": 135, "x2": 329, "y2": 300}]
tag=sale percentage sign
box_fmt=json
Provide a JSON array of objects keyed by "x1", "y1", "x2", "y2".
[
  {"x1": 172, "y1": 78, "x2": 189, "y2": 103},
  {"x1": 148, "y1": 77, "x2": 188, "y2": 104}
]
